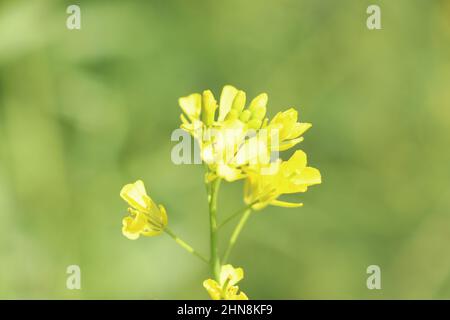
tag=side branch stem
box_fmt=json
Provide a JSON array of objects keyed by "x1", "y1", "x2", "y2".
[
  {"x1": 223, "y1": 209, "x2": 252, "y2": 264},
  {"x1": 208, "y1": 178, "x2": 222, "y2": 280},
  {"x1": 164, "y1": 227, "x2": 208, "y2": 264}
]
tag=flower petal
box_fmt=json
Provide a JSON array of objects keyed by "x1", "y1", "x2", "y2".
[
  {"x1": 293, "y1": 167, "x2": 322, "y2": 186},
  {"x1": 201, "y1": 90, "x2": 217, "y2": 126},
  {"x1": 122, "y1": 217, "x2": 140, "y2": 240},
  {"x1": 287, "y1": 122, "x2": 312, "y2": 139},
  {"x1": 217, "y1": 164, "x2": 244, "y2": 182},
  {"x1": 234, "y1": 291, "x2": 249, "y2": 300},
  {"x1": 283, "y1": 150, "x2": 307, "y2": 174},
  {"x1": 120, "y1": 180, "x2": 150, "y2": 212},
  {"x1": 179, "y1": 93, "x2": 202, "y2": 121},
  {"x1": 220, "y1": 265, "x2": 244, "y2": 287},
  {"x1": 203, "y1": 279, "x2": 222, "y2": 300},
  {"x1": 276, "y1": 137, "x2": 304, "y2": 151},
  {"x1": 218, "y1": 85, "x2": 239, "y2": 121},
  {"x1": 122, "y1": 211, "x2": 149, "y2": 240},
  {"x1": 248, "y1": 93, "x2": 268, "y2": 114},
  {"x1": 270, "y1": 199, "x2": 304, "y2": 208}
]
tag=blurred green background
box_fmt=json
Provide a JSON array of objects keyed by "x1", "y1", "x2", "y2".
[{"x1": 1, "y1": 0, "x2": 450, "y2": 299}]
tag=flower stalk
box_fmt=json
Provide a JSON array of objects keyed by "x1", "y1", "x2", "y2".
[
  {"x1": 164, "y1": 227, "x2": 208, "y2": 264},
  {"x1": 223, "y1": 209, "x2": 252, "y2": 264},
  {"x1": 119, "y1": 84, "x2": 322, "y2": 300},
  {"x1": 218, "y1": 203, "x2": 255, "y2": 229},
  {"x1": 208, "y1": 178, "x2": 222, "y2": 281}
]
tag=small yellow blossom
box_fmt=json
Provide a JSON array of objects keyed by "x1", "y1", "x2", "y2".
[
  {"x1": 244, "y1": 150, "x2": 321, "y2": 210},
  {"x1": 266, "y1": 108, "x2": 312, "y2": 151},
  {"x1": 203, "y1": 264, "x2": 248, "y2": 300},
  {"x1": 179, "y1": 85, "x2": 274, "y2": 182},
  {"x1": 120, "y1": 180, "x2": 168, "y2": 240},
  {"x1": 178, "y1": 86, "x2": 318, "y2": 185}
]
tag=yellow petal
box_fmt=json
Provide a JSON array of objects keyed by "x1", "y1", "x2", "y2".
[
  {"x1": 180, "y1": 113, "x2": 190, "y2": 126},
  {"x1": 157, "y1": 204, "x2": 169, "y2": 228},
  {"x1": 201, "y1": 142, "x2": 217, "y2": 164},
  {"x1": 122, "y1": 217, "x2": 140, "y2": 240},
  {"x1": 243, "y1": 177, "x2": 253, "y2": 205},
  {"x1": 269, "y1": 109, "x2": 311, "y2": 141},
  {"x1": 141, "y1": 228, "x2": 162, "y2": 237},
  {"x1": 247, "y1": 119, "x2": 263, "y2": 129},
  {"x1": 239, "y1": 109, "x2": 251, "y2": 122},
  {"x1": 142, "y1": 204, "x2": 168, "y2": 235},
  {"x1": 220, "y1": 265, "x2": 244, "y2": 287},
  {"x1": 272, "y1": 109, "x2": 295, "y2": 135},
  {"x1": 288, "y1": 122, "x2": 311, "y2": 139},
  {"x1": 293, "y1": 167, "x2": 322, "y2": 185},
  {"x1": 218, "y1": 85, "x2": 239, "y2": 121},
  {"x1": 279, "y1": 181, "x2": 308, "y2": 194},
  {"x1": 234, "y1": 136, "x2": 269, "y2": 166},
  {"x1": 224, "y1": 285, "x2": 249, "y2": 300},
  {"x1": 224, "y1": 109, "x2": 239, "y2": 121},
  {"x1": 248, "y1": 93, "x2": 268, "y2": 113},
  {"x1": 251, "y1": 201, "x2": 270, "y2": 211},
  {"x1": 179, "y1": 93, "x2": 202, "y2": 121},
  {"x1": 121, "y1": 212, "x2": 149, "y2": 240},
  {"x1": 276, "y1": 137, "x2": 304, "y2": 151},
  {"x1": 234, "y1": 291, "x2": 249, "y2": 300},
  {"x1": 282, "y1": 108, "x2": 298, "y2": 120},
  {"x1": 270, "y1": 199, "x2": 304, "y2": 208},
  {"x1": 217, "y1": 164, "x2": 244, "y2": 182},
  {"x1": 284, "y1": 150, "x2": 307, "y2": 173},
  {"x1": 120, "y1": 180, "x2": 150, "y2": 212},
  {"x1": 201, "y1": 90, "x2": 217, "y2": 126},
  {"x1": 231, "y1": 90, "x2": 246, "y2": 113},
  {"x1": 203, "y1": 279, "x2": 222, "y2": 300}
]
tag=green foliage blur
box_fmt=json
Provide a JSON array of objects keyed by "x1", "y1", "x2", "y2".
[{"x1": 1, "y1": 0, "x2": 450, "y2": 299}]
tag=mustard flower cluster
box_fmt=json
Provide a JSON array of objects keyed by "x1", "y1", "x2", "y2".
[
  {"x1": 119, "y1": 85, "x2": 322, "y2": 300},
  {"x1": 178, "y1": 85, "x2": 321, "y2": 209}
]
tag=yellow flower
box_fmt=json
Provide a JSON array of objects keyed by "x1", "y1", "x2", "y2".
[
  {"x1": 179, "y1": 85, "x2": 270, "y2": 182},
  {"x1": 244, "y1": 150, "x2": 321, "y2": 210},
  {"x1": 203, "y1": 264, "x2": 248, "y2": 300},
  {"x1": 179, "y1": 85, "x2": 268, "y2": 135},
  {"x1": 178, "y1": 86, "x2": 318, "y2": 184},
  {"x1": 179, "y1": 93, "x2": 203, "y2": 135},
  {"x1": 120, "y1": 180, "x2": 168, "y2": 240},
  {"x1": 266, "y1": 108, "x2": 312, "y2": 151}
]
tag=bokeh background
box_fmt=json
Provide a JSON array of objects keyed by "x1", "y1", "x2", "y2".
[{"x1": 1, "y1": 0, "x2": 450, "y2": 299}]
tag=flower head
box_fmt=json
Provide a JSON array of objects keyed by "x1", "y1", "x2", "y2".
[
  {"x1": 244, "y1": 150, "x2": 321, "y2": 210},
  {"x1": 120, "y1": 180, "x2": 168, "y2": 240},
  {"x1": 203, "y1": 264, "x2": 248, "y2": 300},
  {"x1": 179, "y1": 86, "x2": 270, "y2": 182},
  {"x1": 266, "y1": 108, "x2": 312, "y2": 151},
  {"x1": 179, "y1": 85, "x2": 311, "y2": 182}
]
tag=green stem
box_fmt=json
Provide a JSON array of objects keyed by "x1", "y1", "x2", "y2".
[
  {"x1": 164, "y1": 227, "x2": 208, "y2": 264},
  {"x1": 222, "y1": 209, "x2": 252, "y2": 264},
  {"x1": 208, "y1": 178, "x2": 222, "y2": 281},
  {"x1": 218, "y1": 203, "x2": 255, "y2": 230}
]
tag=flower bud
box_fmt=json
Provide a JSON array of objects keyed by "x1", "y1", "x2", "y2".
[{"x1": 201, "y1": 90, "x2": 218, "y2": 126}]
